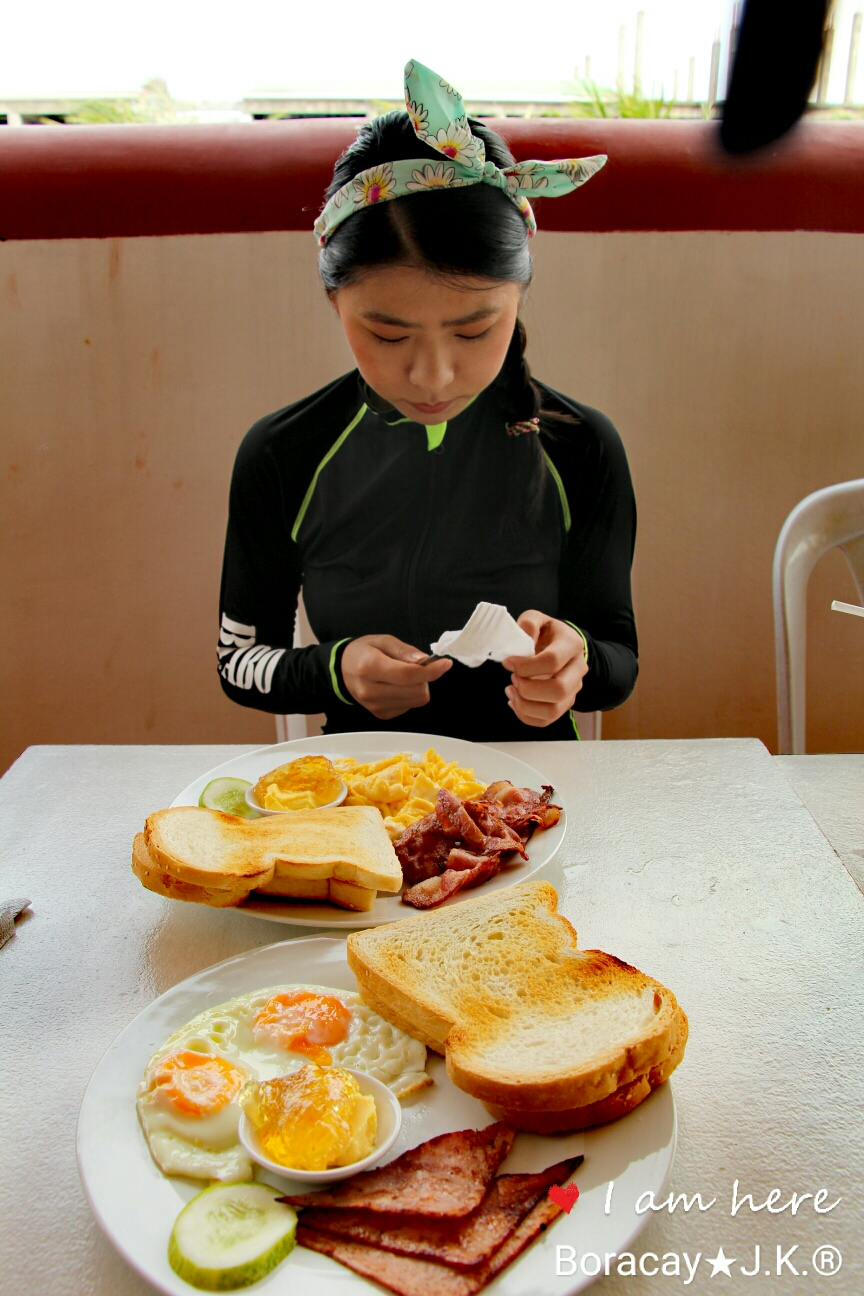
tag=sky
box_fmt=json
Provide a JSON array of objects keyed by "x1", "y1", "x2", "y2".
[{"x1": 1, "y1": 0, "x2": 861, "y2": 107}]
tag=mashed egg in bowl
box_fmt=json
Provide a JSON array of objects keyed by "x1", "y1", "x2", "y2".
[
  {"x1": 137, "y1": 983, "x2": 429, "y2": 1183},
  {"x1": 253, "y1": 756, "x2": 345, "y2": 811}
]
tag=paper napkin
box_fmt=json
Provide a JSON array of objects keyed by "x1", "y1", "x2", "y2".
[{"x1": 430, "y1": 602, "x2": 535, "y2": 668}]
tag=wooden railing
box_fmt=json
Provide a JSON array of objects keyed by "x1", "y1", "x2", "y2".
[{"x1": 2, "y1": 119, "x2": 863, "y2": 241}]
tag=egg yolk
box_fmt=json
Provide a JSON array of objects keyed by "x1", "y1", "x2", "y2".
[
  {"x1": 252, "y1": 991, "x2": 352, "y2": 1065},
  {"x1": 151, "y1": 1051, "x2": 247, "y2": 1117},
  {"x1": 239, "y1": 1065, "x2": 377, "y2": 1171}
]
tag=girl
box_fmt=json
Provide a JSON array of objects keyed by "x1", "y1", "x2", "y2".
[{"x1": 218, "y1": 61, "x2": 637, "y2": 743}]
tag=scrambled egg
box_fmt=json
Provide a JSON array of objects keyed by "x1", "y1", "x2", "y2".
[{"x1": 334, "y1": 748, "x2": 486, "y2": 840}]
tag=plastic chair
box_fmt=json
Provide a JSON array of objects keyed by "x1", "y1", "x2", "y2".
[
  {"x1": 577, "y1": 710, "x2": 602, "y2": 740},
  {"x1": 276, "y1": 597, "x2": 602, "y2": 743},
  {"x1": 275, "y1": 592, "x2": 323, "y2": 742},
  {"x1": 772, "y1": 478, "x2": 864, "y2": 754}
]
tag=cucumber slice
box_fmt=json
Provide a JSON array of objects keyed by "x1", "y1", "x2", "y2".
[
  {"x1": 199, "y1": 778, "x2": 256, "y2": 819},
  {"x1": 168, "y1": 1183, "x2": 297, "y2": 1290}
]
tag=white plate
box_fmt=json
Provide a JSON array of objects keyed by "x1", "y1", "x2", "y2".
[
  {"x1": 77, "y1": 936, "x2": 676, "y2": 1296},
  {"x1": 171, "y1": 732, "x2": 568, "y2": 929}
]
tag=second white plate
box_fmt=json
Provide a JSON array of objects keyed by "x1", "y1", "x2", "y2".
[
  {"x1": 170, "y1": 731, "x2": 568, "y2": 929},
  {"x1": 78, "y1": 936, "x2": 676, "y2": 1296}
]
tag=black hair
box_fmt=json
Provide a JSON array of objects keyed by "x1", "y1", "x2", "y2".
[{"x1": 318, "y1": 110, "x2": 563, "y2": 428}]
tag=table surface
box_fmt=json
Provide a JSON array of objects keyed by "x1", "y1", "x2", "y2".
[
  {"x1": 2, "y1": 739, "x2": 863, "y2": 1295},
  {"x1": 774, "y1": 754, "x2": 864, "y2": 893}
]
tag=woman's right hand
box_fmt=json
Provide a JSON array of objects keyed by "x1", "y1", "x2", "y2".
[{"x1": 341, "y1": 636, "x2": 452, "y2": 720}]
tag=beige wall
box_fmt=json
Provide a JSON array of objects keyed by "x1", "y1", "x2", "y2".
[
  {"x1": 526, "y1": 233, "x2": 864, "y2": 750},
  {"x1": 2, "y1": 229, "x2": 863, "y2": 772}
]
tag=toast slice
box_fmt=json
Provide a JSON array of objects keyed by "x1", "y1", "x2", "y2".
[
  {"x1": 143, "y1": 805, "x2": 401, "y2": 896},
  {"x1": 131, "y1": 832, "x2": 251, "y2": 907},
  {"x1": 347, "y1": 881, "x2": 685, "y2": 1116},
  {"x1": 144, "y1": 809, "x2": 276, "y2": 890},
  {"x1": 256, "y1": 875, "x2": 330, "y2": 899},
  {"x1": 329, "y1": 879, "x2": 378, "y2": 912},
  {"x1": 255, "y1": 876, "x2": 377, "y2": 911},
  {"x1": 482, "y1": 1003, "x2": 688, "y2": 1131},
  {"x1": 265, "y1": 806, "x2": 402, "y2": 891}
]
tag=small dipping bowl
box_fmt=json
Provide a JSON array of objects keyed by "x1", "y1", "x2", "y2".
[
  {"x1": 237, "y1": 1068, "x2": 402, "y2": 1184},
  {"x1": 245, "y1": 775, "x2": 348, "y2": 817}
]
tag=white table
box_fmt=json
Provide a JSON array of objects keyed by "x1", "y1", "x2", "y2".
[
  {"x1": 775, "y1": 754, "x2": 864, "y2": 893},
  {"x1": 2, "y1": 739, "x2": 863, "y2": 1294}
]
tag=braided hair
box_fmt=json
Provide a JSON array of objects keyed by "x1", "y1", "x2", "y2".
[{"x1": 318, "y1": 110, "x2": 572, "y2": 431}]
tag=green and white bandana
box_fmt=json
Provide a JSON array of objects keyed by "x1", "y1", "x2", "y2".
[{"x1": 314, "y1": 59, "x2": 607, "y2": 247}]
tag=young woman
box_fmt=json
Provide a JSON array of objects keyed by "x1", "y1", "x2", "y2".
[{"x1": 218, "y1": 61, "x2": 637, "y2": 743}]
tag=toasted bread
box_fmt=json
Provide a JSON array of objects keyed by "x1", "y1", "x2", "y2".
[
  {"x1": 142, "y1": 805, "x2": 401, "y2": 899},
  {"x1": 144, "y1": 809, "x2": 276, "y2": 890},
  {"x1": 347, "y1": 881, "x2": 686, "y2": 1117},
  {"x1": 256, "y1": 875, "x2": 331, "y2": 899},
  {"x1": 265, "y1": 806, "x2": 402, "y2": 892},
  {"x1": 483, "y1": 1004, "x2": 689, "y2": 1131},
  {"x1": 328, "y1": 879, "x2": 377, "y2": 912},
  {"x1": 131, "y1": 833, "x2": 251, "y2": 907},
  {"x1": 255, "y1": 876, "x2": 377, "y2": 911}
]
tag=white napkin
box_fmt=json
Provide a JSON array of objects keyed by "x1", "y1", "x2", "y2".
[{"x1": 430, "y1": 602, "x2": 534, "y2": 669}]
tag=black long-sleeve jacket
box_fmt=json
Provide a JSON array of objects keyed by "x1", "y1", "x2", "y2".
[{"x1": 218, "y1": 370, "x2": 637, "y2": 742}]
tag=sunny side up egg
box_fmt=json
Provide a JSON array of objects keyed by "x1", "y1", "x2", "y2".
[{"x1": 137, "y1": 983, "x2": 429, "y2": 1183}]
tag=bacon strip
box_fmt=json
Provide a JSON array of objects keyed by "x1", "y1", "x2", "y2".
[
  {"x1": 466, "y1": 782, "x2": 560, "y2": 834},
  {"x1": 480, "y1": 834, "x2": 526, "y2": 856},
  {"x1": 394, "y1": 784, "x2": 560, "y2": 907},
  {"x1": 297, "y1": 1194, "x2": 564, "y2": 1296},
  {"x1": 296, "y1": 1228, "x2": 478, "y2": 1296},
  {"x1": 278, "y1": 1125, "x2": 515, "y2": 1217},
  {"x1": 435, "y1": 789, "x2": 486, "y2": 851},
  {"x1": 444, "y1": 849, "x2": 485, "y2": 872},
  {"x1": 472, "y1": 1195, "x2": 564, "y2": 1284},
  {"x1": 394, "y1": 811, "x2": 453, "y2": 886},
  {"x1": 401, "y1": 855, "x2": 501, "y2": 909},
  {"x1": 299, "y1": 1158, "x2": 582, "y2": 1268}
]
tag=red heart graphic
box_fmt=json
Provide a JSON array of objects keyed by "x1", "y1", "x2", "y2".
[{"x1": 548, "y1": 1183, "x2": 580, "y2": 1213}]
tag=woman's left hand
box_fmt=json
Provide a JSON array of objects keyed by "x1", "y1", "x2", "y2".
[{"x1": 502, "y1": 611, "x2": 588, "y2": 728}]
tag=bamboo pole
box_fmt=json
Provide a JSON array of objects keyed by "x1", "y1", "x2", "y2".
[
  {"x1": 727, "y1": 3, "x2": 741, "y2": 93},
  {"x1": 634, "y1": 11, "x2": 645, "y2": 97},
  {"x1": 618, "y1": 25, "x2": 626, "y2": 95},
  {"x1": 687, "y1": 56, "x2": 695, "y2": 102},
  {"x1": 817, "y1": 12, "x2": 835, "y2": 103},
  {"x1": 708, "y1": 31, "x2": 721, "y2": 106},
  {"x1": 846, "y1": 12, "x2": 862, "y2": 104}
]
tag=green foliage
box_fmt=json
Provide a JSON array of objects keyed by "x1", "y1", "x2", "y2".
[
  {"x1": 616, "y1": 91, "x2": 674, "y2": 118},
  {"x1": 66, "y1": 80, "x2": 188, "y2": 125},
  {"x1": 66, "y1": 100, "x2": 145, "y2": 124},
  {"x1": 569, "y1": 80, "x2": 611, "y2": 118},
  {"x1": 569, "y1": 79, "x2": 675, "y2": 119}
]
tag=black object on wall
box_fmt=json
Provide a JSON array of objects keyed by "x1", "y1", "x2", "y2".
[{"x1": 721, "y1": 0, "x2": 828, "y2": 153}]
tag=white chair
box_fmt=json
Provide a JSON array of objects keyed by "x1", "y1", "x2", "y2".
[
  {"x1": 575, "y1": 710, "x2": 602, "y2": 740},
  {"x1": 275, "y1": 597, "x2": 603, "y2": 742},
  {"x1": 772, "y1": 478, "x2": 864, "y2": 754},
  {"x1": 275, "y1": 592, "x2": 323, "y2": 742}
]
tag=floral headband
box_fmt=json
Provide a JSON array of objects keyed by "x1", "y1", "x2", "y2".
[{"x1": 314, "y1": 59, "x2": 607, "y2": 247}]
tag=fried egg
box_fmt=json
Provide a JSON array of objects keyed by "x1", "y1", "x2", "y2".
[{"x1": 137, "y1": 983, "x2": 429, "y2": 1183}]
